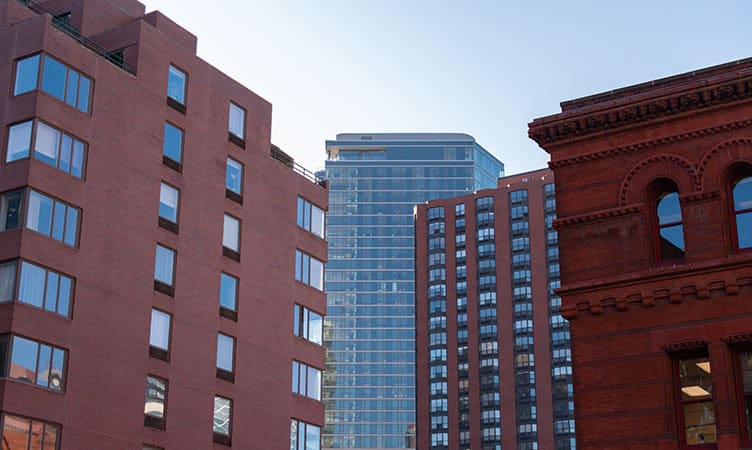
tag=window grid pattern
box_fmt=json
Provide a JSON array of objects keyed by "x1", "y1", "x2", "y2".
[
  {"x1": 476, "y1": 196, "x2": 501, "y2": 446},
  {"x1": 427, "y1": 207, "x2": 448, "y2": 449},
  {"x1": 6, "y1": 119, "x2": 86, "y2": 178},
  {"x1": 14, "y1": 53, "x2": 92, "y2": 113},
  {"x1": 543, "y1": 184, "x2": 575, "y2": 450}
]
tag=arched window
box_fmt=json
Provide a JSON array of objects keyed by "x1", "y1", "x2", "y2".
[
  {"x1": 653, "y1": 181, "x2": 685, "y2": 263},
  {"x1": 732, "y1": 176, "x2": 752, "y2": 250}
]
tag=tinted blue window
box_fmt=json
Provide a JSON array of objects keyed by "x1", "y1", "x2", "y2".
[
  {"x1": 734, "y1": 176, "x2": 752, "y2": 249},
  {"x1": 219, "y1": 273, "x2": 237, "y2": 310},
  {"x1": 41, "y1": 57, "x2": 66, "y2": 100},
  {"x1": 167, "y1": 65, "x2": 186, "y2": 104},
  {"x1": 77, "y1": 75, "x2": 91, "y2": 113},
  {"x1": 13, "y1": 54, "x2": 40, "y2": 95},
  {"x1": 226, "y1": 158, "x2": 242, "y2": 194},
  {"x1": 65, "y1": 70, "x2": 79, "y2": 106},
  {"x1": 163, "y1": 123, "x2": 183, "y2": 162}
]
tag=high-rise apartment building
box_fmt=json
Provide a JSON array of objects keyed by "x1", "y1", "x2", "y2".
[
  {"x1": 529, "y1": 58, "x2": 752, "y2": 449},
  {"x1": 0, "y1": 0, "x2": 327, "y2": 448},
  {"x1": 415, "y1": 168, "x2": 575, "y2": 450},
  {"x1": 323, "y1": 133, "x2": 504, "y2": 449}
]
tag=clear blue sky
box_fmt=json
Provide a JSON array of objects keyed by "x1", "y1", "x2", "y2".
[{"x1": 147, "y1": 0, "x2": 752, "y2": 175}]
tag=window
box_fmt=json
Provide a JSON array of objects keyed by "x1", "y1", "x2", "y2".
[
  {"x1": 222, "y1": 214, "x2": 240, "y2": 259},
  {"x1": 144, "y1": 375, "x2": 167, "y2": 429},
  {"x1": 677, "y1": 355, "x2": 716, "y2": 446},
  {"x1": 219, "y1": 273, "x2": 238, "y2": 319},
  {"x1": 228, "y1": 103, "x2": 245, "y2": 144},
  {"x1": 166, "y1": 65, "x2": 187, "y2": 110},
  {"x1": 213, "y1": 396, "x2": 232, "y2": 445},
  {"x1": 2, "y1": 335, "x2": 66, "y2": 390},
  {"x1": 216, "y1": 333, "x2": 235, "y2": 381},
  {"x1": 290, "y1": 419, "x2": 321, "y2": 450},
  {"x1": 1, "y1": 413, "x2": 59, "y2": 449},
  {"x1": 295, "y1": 250, "x2": 324, "y2": 291},
  {"x1": 653, "y1": 180, "x2": 685, "y2": 262},
  {"x1": 0, "y1": 190, "x2": 23, "y2": 232},
  {"x1": 158, "y1": 183, "x2": 179, "y2": 231},
  {"x1": 17, "y1": 260, "x2": 73, "y2": 316},
  {"x1": 162, "y1": 122, "x2": 183, "y2": 170},
  {"x1": 153, "y1": 245, "x2": 176, "y2": 295},
  {"x1": 149, "y1": 308, "x2": 171, "y2": 361},
  {"x1": 26, "y1": 190, "x2": 79, "y2": 246},
  {"x1": 225, "y1": 157, "x2": 243, "y2": 201},
  {"x1": 14, "y1": 54, "x2": 92, "y2": 113},
  {"x1": 732, "y1": 176, "x2": 752, "y2": 250},
  {"x1": 292, "y1": 360, "x2": 322, "y2": 400},
  {"x1": 297, "y1": 197, "x2": 325, "y2": 238},
  {"x1": 294, "y1": 304, "x2": 323, "y2": 345},
  {"x1": 6, "y1": 120, "x2": 86, "y2": 177}
]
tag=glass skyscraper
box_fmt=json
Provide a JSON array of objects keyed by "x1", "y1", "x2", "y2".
[{"x1": 323, "y1": 133, "x2": 504, "y2": 449}]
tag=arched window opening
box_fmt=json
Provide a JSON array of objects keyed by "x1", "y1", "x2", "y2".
[
  {"x1": 656, "y1": 186, "x2": 685, "y2": 263},
  {"x1": 732, "y1": 176, "x2": 752, "y2": 250}
]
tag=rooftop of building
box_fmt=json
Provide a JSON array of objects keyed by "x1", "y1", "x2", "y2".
[{"x1": 332, "y1": 132, "x2": 476, "y2": 143}]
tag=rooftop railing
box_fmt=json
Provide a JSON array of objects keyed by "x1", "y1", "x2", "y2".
[
  {"x1": 270, "y1": 145, "x2": 325, "y2": 187},
  {"x1": 17, "y1": 0, "x2": 136, "y2": 74}
]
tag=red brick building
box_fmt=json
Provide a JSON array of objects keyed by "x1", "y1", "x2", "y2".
[
  {"x1": 529, "y1": 60, "x2": 752, "y2": 449},
  {"x1": 0, "y1": 0, "x2": 327, "y2": 448},
  {"x1": 415, "y1": 169, "x2": 576, "y2": 450}
]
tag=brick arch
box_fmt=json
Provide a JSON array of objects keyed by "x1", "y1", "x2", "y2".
[
  {"x1": 619, "y1": 154, "x2": 699, "y2": 206},
  {"x1": 697, "y1": 138, "x2": 752, "y2": 192}
]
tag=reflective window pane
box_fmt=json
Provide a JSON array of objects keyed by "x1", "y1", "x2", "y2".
[
  {"x1": 65, "y1": 70, "x2": 79, "y2": 107},
  {"x1": 77, "y1": 76, "x2": 91, "y2": 113},
  {"x1": 213, "y1": 396, "x2": 231, "y2": 435},
  {"x1": 0, "y1": 261, "x2": 16, "y2": 302},
  {"x1": 10, "y1": 336, "x2": 39, "y2": 383},
  {"x1": 19, "y1": 261, "x2": 46, "y2": 308},
  {"x1": 145, "y1": 376, "x2": 167, "y2": 418},
  {"x1": 219, "y1": 273, "x2": 237, "y2": 311},
  {"x1": 2, "y1": 414, "x2": 30, "y2": 450},
  {"x1": 167, "y1": 65, "x2": 186, "y2": 104},
  {"x1": 226, "y1": 158, "x2": 242, "y2": 194},
  {"x1": 14, "y1": 55, "x2": 40, "y2": 95},
  {"x1": 159, "y1": 183, "x2": 179, "y2": 223},
  {"x1": 163, "y1": 123, "x2": 183, "y2": 163},
  {"x1": 658, "y1": 192, "x2": 682, "y2": 225},
  {"x1": 34, "y1": 122, "x2": 60, "y2": 166},
  {"x1": 223, "y1": 215, "x2": 240, "y2": 252},
  {"x1": 216, "y1": 333, "x2": 234, "y2": 372},
  {"x1": 6, "y1": 121, "x2": 32, "y2": 162},
  {"x1": 149, "y1": 309, "x2": 171, "y2": 350},
  {"x1": 229, "y1": 103, "x2": 244, "y2": 138},
  {"x1": 154, "y1": 245, "x2": 175, "y2": 286},
  {"x1": 27, "y1": 191, "x2": 54, "y2": 237},
  {"x1": 41, "y1": 57, "x2": 66, "y2": 100}
]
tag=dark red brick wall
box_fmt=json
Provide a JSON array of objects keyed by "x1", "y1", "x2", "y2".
[
  {"x1": 530, "y1": 59, "x2": 752, "y2": 450},
  {"x1": 0, "y1": 0, "x2": 326, "y2": 448}
]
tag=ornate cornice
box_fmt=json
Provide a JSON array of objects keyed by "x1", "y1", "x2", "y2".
[
  {"x1": 679, "y1": 191, "x2": 720, "y2": 204},
  {"x1": 530, "y1": 77, "x2": 752, "y2": 147},
  {"x1": 663, "y1": 340, "x2": 707, "y2": 353},
  {"x1": 554, "y1": 204, "x2": 642, "y2": 229}
]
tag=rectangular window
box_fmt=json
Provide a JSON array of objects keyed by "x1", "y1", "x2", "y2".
[
  {"x1": 293, "y1": 304, "x2": 323, "y2": 345},
  {"x1": 26, "y1": 190, "x2": 79, "y2": 246},
  {"x1": 6, "y1": 120, "x2": 86, "y2": 178},
  {"x1": 149, "y1": 308, "x2": 171, "y2": 361},
  {"x1": 162, "y1": 122, "x2": 183, "y2": 170},
  {"x1": 0, "y1": 190, "x2": 23, "y2": 232},
  {"x1": 216, "y1": 333, "x2": 235, "y2": 381},
  {"x1": 291, "y1": 419, "x2": 321, "y2": 450},
  {"x1": 677, "y1": 355, "x2": 717, "y2": 446},
  {"x1": 296, "y1": 197, "x2": 325, "y2": 238},
  {"x1": 219, "y1": 272, "x2": 238, "y2": 318},
  {"x1": 228, "y1": 103, "x2": 245, "y2": 141},
  {"x1": 158, "y1": 182, "x2": 179, "y2": 231},
  {"x1": 740, "y1": 351, "x2": 752, "y2": 442},
  {"x1": 153, "y1": 244, "x2": 175, "y2": 294},
  {"x1": 292, "y1": 360, "x2": 321, "y2": 400},
  {"x1": 14, "y1": 54, "x2": 92, "y2": 113},
  {"x1": 295, "y1": 250, "x2": 323, "y2": 291},
  {"x1": 225, "y1": 157, "x2": 243, "y2": 201},
  {"x1": 222, "y1": 214, "x2": 240, "y2": 259},
  {"x1": 3, "y1": 334, "x2": 66, "y2": 391},
  {"x1": 1, "y1": 413, "x2": 60, "y2": 450},
  {"x1": 213, "y1": 396, "x2": 232, "y2": 445},
  {"x1": 144, "y1": 375, "x2": 167, "y2": 429},
  {"x1": 167, "y1": 65, "x2": 187, "y2": 107},
  {"x1": 18, "y1": 260, "x2": 73, "y2": 317}
]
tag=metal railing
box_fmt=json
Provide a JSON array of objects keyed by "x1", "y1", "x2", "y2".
[
  {"x1": 18, "y1": 0, "x2": 136, "y2": 74},
  {"x1": 270, "y1": 145, "x2": 325, "y2": 186}
]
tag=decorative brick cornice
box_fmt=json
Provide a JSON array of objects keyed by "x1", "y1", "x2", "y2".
[
  {"x1": 663, "y1": 340, "x2": 707, "y2": 353},
  {"x1": 548, "y1": 119, "x2": 752, "y2": 169},
  {"x1": 679, "y1": 191, "x2": 721, "y2": 204},
  {"x1": 530, "y1": 77, "x2": 752, "y2": 147},
  {"x1": 554, "y1": 204, "x2": 643, "y2": 229},
  {"x1": 724, "y1": 333, "x2": 752, "y2": 345}
]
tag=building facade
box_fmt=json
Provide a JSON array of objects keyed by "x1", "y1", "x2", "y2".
[
  {"x1": 529, "y1": 59, "x2": 752, "y2": 449},
  {"x1": 0, "y1": 0, "x2": 327, "y2": 448},
  {"x1": 415, "y1": 169, "x2": 575, "y2": 450},
  {"x1": 323, "y1": 133, "x2": 504, "y2": 449}
]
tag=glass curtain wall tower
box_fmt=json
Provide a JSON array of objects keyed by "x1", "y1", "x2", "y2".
[{"x1": 323, "y1": 133, "x2": 504, "y2": 449}]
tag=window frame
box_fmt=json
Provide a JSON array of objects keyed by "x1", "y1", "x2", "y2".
[
  {"x1": 162, "y1": 121, "x2": 184, "y2": 172},
  {"x1": 216, "y1": 333, "x2": 235, "y2": 382},
  {"x1": 166, "y1": 64, "x2": 187, "y2": 113},
  {"x1": 294, "y1": 304, "x2": 323, "y2": 345},
  {"x1": 1, "y1": 412, "x2": 60, "y2": 450},
  {"x1": 213, "y1": 395, "x2": 233, "y2": 445},
  {"x1": 228, "y1": 102, "x2": 246, "y2": 147},
  {"x1": 144, "y1": 374, "x2": 168, "y2": 429},
  {"x1": 649, "y1": 179, "x2": 686, "y2": 265},
  {"x1": 673, "y1": 352, "x2": 718, "y2": 449},
  {"x1": 222, "y1": 213, "x2": 241, "y2": 261},
  {"x1": 296, "y1": 197, "x2": 326, "y2": 239},
  {"x1": 727, "y1": 166, "x2": 752, "y2": 252},
  {"x1": 734, "y1": 348, "x2": 752, "y2": 446},
  {"x1": 225, "y1": 157, "x2": 243, "y2": 203},
  {"x1": 153, "y1": 244, "x2": 176, "y2": 296},
  {"x1": 158, "y1": 181, "x2": 180, "y2": 233},
  {"x1": 219, "y1": 272, "x2": 239, "y2": 320},
  {"x1": 5, "y1": 118, "x2": 87, "y2": 178},
  {"x1": 295, "y1": 250, "x2": 324, "y2": 291},
  {"x1": 2, "y1": 334, "x2": 67, "y2": 391},
  {"x1": 24, "y1": 189, "x2": 80, "y2": 247},
  {"x1": 148, "y1": 308, "x2": 172, "y2": 362},
  {"x1": 13, "y1": 52, "x2": 93, "y2": 114}
]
